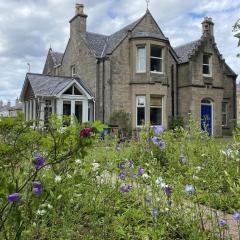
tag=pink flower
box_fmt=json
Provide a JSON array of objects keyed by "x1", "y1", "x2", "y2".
[{"x1": 80, "y1": 128, "x2": 92, "y2": 137}]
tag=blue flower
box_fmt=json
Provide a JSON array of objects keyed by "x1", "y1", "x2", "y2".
[
  {"x1": 119, "y1": 163, "x2": 125, "y2": 169},
  {"x1": 159, "y1": 140, "x2": 166, "y2": 150},
  {"x1": 138, "y1": 166, "x2": 144, "y2": 176},
  {"x1": 165, "y1": 185, "x2": 171, "y2": 196},
  {"x1": 219, "y1": 219, "x2": 226, "y2": 227},
  {"x1": 233, "y1": 212, "x2": 240, "y2": 221},
  {"x1": 33, "y1": 187, "x2": 43, "y2": 197},
  {"x1": 119, "y1": 172, "x2": 126, "y2": 180},
  {"x1": 127, "y1": 185, "x2": 133, "y2": 191},
  {"x1": 154, "y1": 126, "x2": 164, "y2": 135},
  {"x1": 151, "y1": 208, "x2": 158, "y2": 218},
  {"x1": 185, "y1": 184, "x2": 195, "y2": 194},
  {"x1": 128, "y1": 160, "x2": 133, "y2": 167},
  {"x1": 152, "y1": 137, "x2": 159, "y2": 145},
  {"x1": 34, "y1": 153, "x2": 45, "y2": 169},
  {"x1": 32, "y1": 182, "x2": 42, "y2": 189},
  {"x1": 8, "y1": 193, "x2": 20, "y2": 203},
  {"x1": 120, "y1": 186, "x2": 129, "y2": 192}
]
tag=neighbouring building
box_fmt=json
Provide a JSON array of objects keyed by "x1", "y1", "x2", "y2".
[
  {"x1": 0, "y1": 99, "x2": 23, "y2": 118},
  {"x1": 20, "y1": 4, "x2": 237, "y2": 136}
]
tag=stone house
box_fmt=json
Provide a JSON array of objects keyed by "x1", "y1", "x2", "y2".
[{"x1": 20, "y1": 3, "x2": 237, "y2": 136}]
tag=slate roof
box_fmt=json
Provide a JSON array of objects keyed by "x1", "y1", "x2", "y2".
[
  {"x1": 21, "y1": 73, "x2": 94, "y2": 99},
  {"x1": 174, "y1": 39, "x2": 237, "y2": 77},
  {"x1": 53, "y1": 11, "x2": 168, "y2": 59},
  {"x1": 174, "y1": 40, "x2": 202, "y2": 64},
  {"x1": 50, "y1": 51, "x2": 63, "y2": 66}
]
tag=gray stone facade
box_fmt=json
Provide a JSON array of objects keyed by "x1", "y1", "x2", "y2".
[{"x1": 41, "y1": 4, "x2": 237, "y2": 136}]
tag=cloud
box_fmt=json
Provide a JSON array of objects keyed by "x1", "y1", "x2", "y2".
[{"x1": 0, "y1": 0, "x2": 239, "y2": 104}]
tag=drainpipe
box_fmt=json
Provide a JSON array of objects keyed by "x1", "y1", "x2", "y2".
[
  {"x1": 92, "y1": 97, "x2": 96, "y2": 121},
  {"x1": 102, "y1": 59, "x2": 105, "y2": 123},
  {"x1": 176, "y1": 64, "x2": 179, "y2": 115},
  {"x1": 171, "y1": 65, "x2": 174, "y2": 117}
]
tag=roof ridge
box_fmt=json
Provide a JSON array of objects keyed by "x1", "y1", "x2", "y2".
[
  {"x1": 27, "y1": 72, "x2": 73, "y2": 79},
  {"x1": 174, "y1": 39, "x2": 201, "y2": 49}
]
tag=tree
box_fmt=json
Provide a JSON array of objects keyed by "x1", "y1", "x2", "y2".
[{"x1": 233, "y1": 18, "x2": 240, "y2": 57}]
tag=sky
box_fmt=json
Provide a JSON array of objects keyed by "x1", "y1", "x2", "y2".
[{"x1": 0, "y1": 0, "x2": 239, "y2": 104}]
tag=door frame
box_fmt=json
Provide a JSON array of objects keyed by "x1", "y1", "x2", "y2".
[{"x1": 201, "y1": 99, "x2": 213, "y2": 136}]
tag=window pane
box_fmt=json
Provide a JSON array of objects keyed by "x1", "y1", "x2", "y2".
[
  {"x1": 222, "y1": 102, "x2": 227, "y2": 112},
  {"x1": 137, "y1": 107, "x2": 145, "y2": 126},
  {"x1": 203, "y1": 55, "x2": 209, "y2": 64},
  {"x1": 75, "y1": 101, "x2": 82, "y2": 123},
  {"x1": 137, "y1": 96, "x2": 145, "y2": 106},
  {"x1": 63, "y1": 102, "x2": 71, "y2": 116},
  {"x1": 64, "y1": 86, "x2": 73, "y2": 94},
  {"x1": 151, "y1": 58, "x2": 162, "y2": 72},
  {"x1": 151, "y1": 46, "x2": 162, "y2": 58},
  {"x1": 203, "y1": 65, "x2": 210, "y2": 75},
  {"x1": 150, "y1": 107, "x2": 162, "y2": 125},
  {"x1": 137, "y1": 47, "x2": 146, "y2": 72},
  {"x1": 222, "y1": 114, "x2": 227, "y2": 125}
]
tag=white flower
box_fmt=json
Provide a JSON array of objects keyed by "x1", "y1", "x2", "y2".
[
  {"x1": 37, "y1": 209, "x2": 46, "y2": 216},
  {"x1": 92, "y1": 162, "x2": 100, "y2": 171},
  {"x1": 55, "y1": 175, "x2": 62, "y2": 183},
  {"x1": 142, "y1": 173, "x2": 149, "y2": 179},
  {"x1": 156, "y1": 177, "x2": 166, "y2": 188},
  {"x1": 47, "y1": 204, "x2": 53, "y2": 209},
  {"x1": 67, "y1": 174, "x2": 72, "y2": 179},
  {"x1": 57, "y1": 194, "x2": 62, "y2": 200},
  {"x1": 195, "y1": 166, "x2": 202, "y2": 173},
  {"x1": 75, "y1": 159, "x2": 81, "y2": 165}
]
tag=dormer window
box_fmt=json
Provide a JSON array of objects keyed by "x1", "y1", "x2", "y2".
[
  {"x1": 136, "y1": 46, "x2": 146, "y2": 73},
  {"x1": 71, "y1": 65, "x2": 76, "y2": 77},
  {"x1": 202, "y1": 54, "x2": 212, "y2": 76},
  {"x1": 150, "y1": 45, "x2": 163, "y2": 73}
]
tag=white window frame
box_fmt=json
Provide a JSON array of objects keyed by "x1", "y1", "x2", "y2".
[
  {"x1": 71, "y1": 65, "x2": 76, "y2": 77},
  {"x1": 136, "y1": 96, "x2": 146, "y2": 127},
  {"x1": 150, "y1": 45, "x2": 163, "y2": 74},
  {"x1": 150, "y1": 96, "x2": 163, "y2": 126},
  {"x1": 136, "y1": 46, "x2": 146, "y2": 73},
  {"x1": 222, "y1": 102, "x2": 228, "y2": 127},
  {"x1": 202, "y1": 54, "x2": 212, "y2": 77}
]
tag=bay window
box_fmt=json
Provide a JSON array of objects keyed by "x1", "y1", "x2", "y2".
[
  {"x1": 150, "y1": 96, "x2": 163, "y2": 125},
  {"x1": 150, "y1": 45, "x2": 163, "y2": 73},
  {"x1": 136, "y1": 46, "x2": 146, "y2": 73},
  {"x1": 136, "y1": 96, "x2": 146, "y2": 126}
]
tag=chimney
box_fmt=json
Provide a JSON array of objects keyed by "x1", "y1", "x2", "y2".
[
  {"x1": 202, "y1": 17, "x2": 214, "y2": 37},
  {"x1": 69, "y1": 3, "x2": 88, "y2": 38}
]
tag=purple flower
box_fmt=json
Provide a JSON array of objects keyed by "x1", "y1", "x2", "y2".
[
  {"x1": 154, "y1": 126, "x2": 164, "y2": 135},
  {"x1": 8, "y1": 193, "x2": 20, "y2": 203},
  {"x1": 219, "y1": 219, "x2": 226, "y2": 227},
  {"x1": 159, "y1": 140, "x2": 166, "y2": 150},
  {"x1": 151, "y1": 208, "x2": 158, "y2": 218},
  {"x1": 119, "y1": 163, "x2": 125, "y2": 169},
  {"x1": 80, "y1": 128, "x2": 92, "y2": 137},
  {"x1": 185, "y1": 184, "x2": 195, "y2": 194},
  {"x1": 127, "y1": 185, "x2": 133, "y2": 191},
  {"x1": 165, "y1": 185, "x2": 171, "y2": 196},
  {"x1": 119, "y1": 172, "x2": 126, "y2": 180},
  {"x1": 120, "y1": 186, "x2": 129, "y2": 192},
  {"x1": 152, "y1": 137, "x2": 159, "y2": 145},
  {"x1": 33, "y1": 187, "x2": 43, "y2": 197},
  {"x1": 138, "y1": 166, "x2": 144, "y2": 176},
  {"x1": 128, "y1": 160, "x2": 133, "y2": 167},
  {"x1": 34, "y1": 153, "x2": 45, "y2": 169},
  {"x1": 233, "y1": 212, "x2": 240, "y2": 221},
  {"x1": 32, "y1": 182, "x2": 42, "y2": 189}
]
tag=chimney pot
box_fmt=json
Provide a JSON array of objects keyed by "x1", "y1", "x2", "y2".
[{"x1": 75, "y1": 3, "x2": 84, "y2": 15}]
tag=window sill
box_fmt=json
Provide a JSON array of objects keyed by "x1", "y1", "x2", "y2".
[
  {"x1": 136, "y1": 72, "x2": 146, "y2": 74},
  {"x1": 203, "y1": 74, "x2": 212, "y2": 78},
  {"x1": 150, "y1": 71, "x2": 164, "y2": 75}
]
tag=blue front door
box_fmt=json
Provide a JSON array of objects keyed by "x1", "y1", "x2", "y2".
[{"x1": 201, "y1": 104, "x2": 212, "y2": 136}]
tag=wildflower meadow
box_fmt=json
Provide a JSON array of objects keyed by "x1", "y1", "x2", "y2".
[{"x1": 0, "y1": 115, "x2": 240, "y2": 239}]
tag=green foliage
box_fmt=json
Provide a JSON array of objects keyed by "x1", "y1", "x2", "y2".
[
  {"x1": 233, "y1": 18, "x2": 240, "y2": 56},
  {"x1": 168, "y1": 115, "x2": 183, "y2": 129},
  {"x1": 0, "y1": 115, "x2": 240, "y2": 239},
  {"x1": 109, "y1": 110, "x2": 131, "y2": 137}
]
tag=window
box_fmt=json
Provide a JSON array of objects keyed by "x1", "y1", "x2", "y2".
[
  {"x1": 63, "y1": 85, "x2": 82, "y2": 95},
  {"x1": 222, "y1": 102, "x2": 227, "y2": 126},
  {"x1": 136, "y1": 96, "x2": 145, "y2": 126},
  {"x1": 150, "y1": 45, "x2": 163, "y2": 73},
  {"x1": 136, "y1": 46, "x2": 146, "y2": 73},
  {"x1": 202, "y1": 54, "x2": 211, "y2": 76},
  {"x1": 71, "y1": 65, "x2": 76, "y2": 77},
  {"x1": 150, "y1": 96, "x2": 163, "y2": 125}
]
